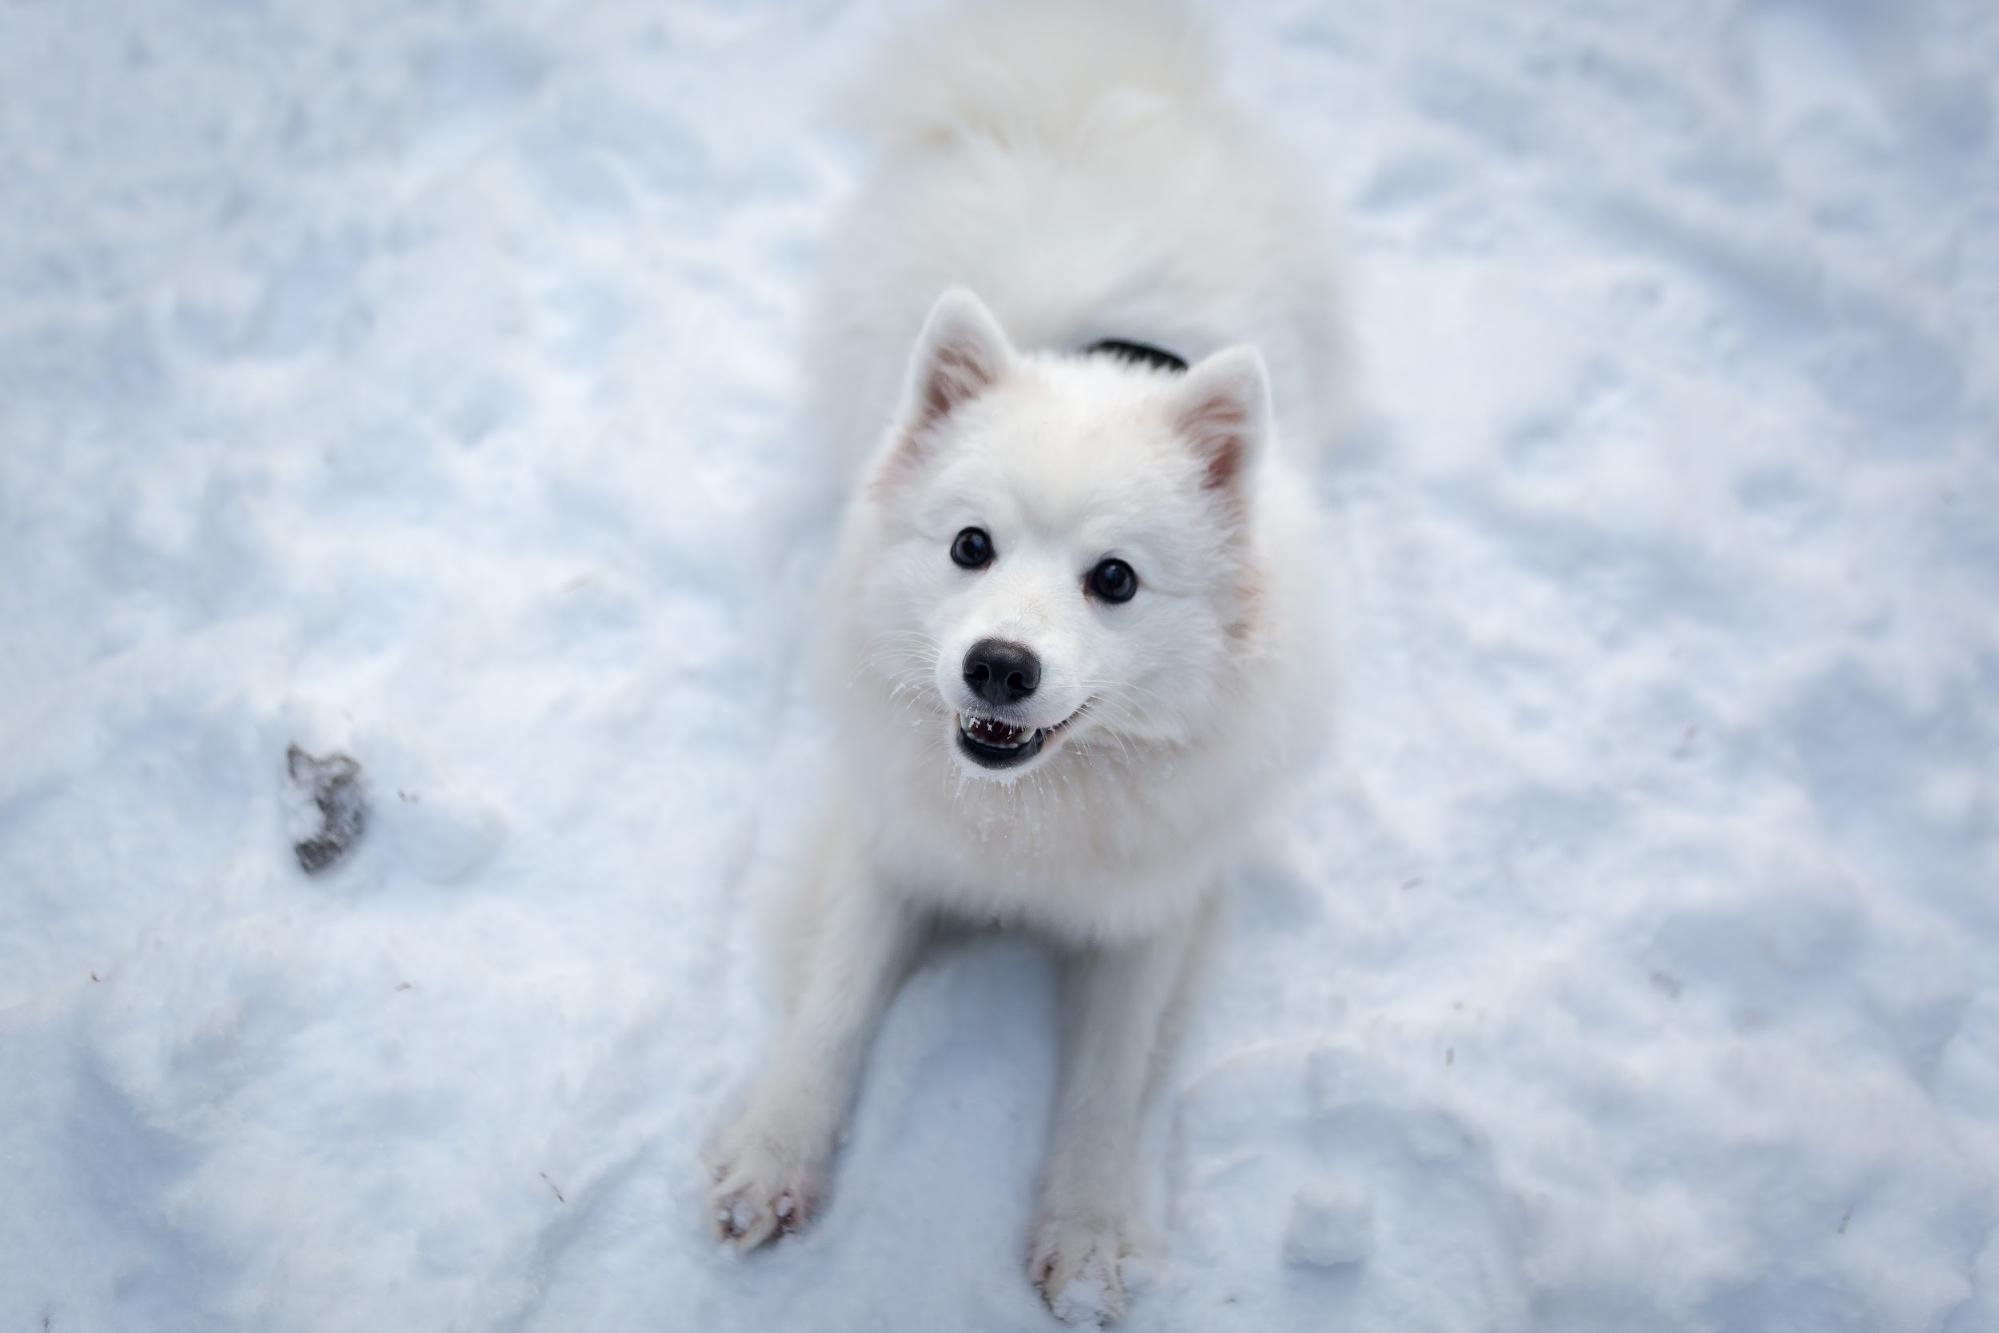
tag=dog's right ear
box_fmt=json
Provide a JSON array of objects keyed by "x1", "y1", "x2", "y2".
[
  {"x1": 1174, "y1": 345, "x2": 1270, "y2": 497},
  {"x1": 900, "y1": 287, "x2": 1014, "y2": 435}
]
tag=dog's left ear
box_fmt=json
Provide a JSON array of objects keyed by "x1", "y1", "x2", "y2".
[
  {"x1": 1175, "y1": 346, "x2": 1271, "y2": 495},
  {"x1": 902, "y1": 287, "x2": 1015, "y2": 434},
  {"x1": 873, "y1": 290, "x2": 1016, "y2": 496}
]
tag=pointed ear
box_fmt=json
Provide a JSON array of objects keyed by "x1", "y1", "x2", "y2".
[
  {"x1": 901, "y1": 287, "x2": 1014, "y2": 433},
  {"x1": 1175, "y1": 346, "x2": 1270, "y2": 493}
]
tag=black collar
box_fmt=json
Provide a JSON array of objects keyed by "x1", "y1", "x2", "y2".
[{"x1": 1081, "y1": 338, "x2": 1189, "y2": 374}]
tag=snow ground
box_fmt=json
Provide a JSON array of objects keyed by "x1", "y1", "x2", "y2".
[{"x1": 1, "y1": 1, "x2": 1995, "y2": 1329}]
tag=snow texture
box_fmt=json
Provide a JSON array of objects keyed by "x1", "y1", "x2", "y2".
[
  {"x1": 1282, "y1": 1180, "x2": 1373, "y2": 1270},
  {"x1": 2, "y1": 1, "x2": 1995, "y2": 1331}
]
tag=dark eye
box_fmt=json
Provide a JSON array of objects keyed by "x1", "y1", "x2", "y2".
[
  {"x1": 951, "y1": 527, "x2": 994, "y2": 569},
  {"x1": 1087, "y1": 557, "x2": 1138, "y2": 604}
]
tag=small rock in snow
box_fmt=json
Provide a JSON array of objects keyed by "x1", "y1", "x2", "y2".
[
  {"x1": 285, "y1": 745, "x2": 368, "y2": 874},
  {"x1": 1283, "y1": 1181, "x2": 1373, "y2": 1269}
]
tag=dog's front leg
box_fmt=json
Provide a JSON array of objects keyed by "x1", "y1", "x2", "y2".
[
  {"x1": 707, "y1": 829, "x2": 921, "y2": 1249},
  {"x1": 1031, "y1": 908, "x2": 1204, "y2": 1324}
]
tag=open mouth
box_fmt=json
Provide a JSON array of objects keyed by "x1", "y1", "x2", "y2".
[
  {"x1": 956, "y1": 713, "x2": 1044, "y2": 769},
  {"x1": 954, "y1": 708, "x2": 1083, "y2": 770}
]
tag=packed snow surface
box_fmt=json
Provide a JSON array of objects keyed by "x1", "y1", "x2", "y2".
[{"x1": 3, "y1": 1, "x2": 1995, "y2": 1330}]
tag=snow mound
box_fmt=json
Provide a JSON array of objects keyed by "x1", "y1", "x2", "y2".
[{"x1": 1283, "y1": 1181, "x2": 1373, "y2": 1269}]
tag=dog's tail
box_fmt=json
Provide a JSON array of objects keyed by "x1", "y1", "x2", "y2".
[{"x1": 849, "y1": 0, "x2": 1221, "y2": 153}]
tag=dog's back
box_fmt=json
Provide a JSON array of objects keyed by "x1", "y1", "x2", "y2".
[{"x1": 812, "y1": 0, "x2": 1346, "y2": 474}]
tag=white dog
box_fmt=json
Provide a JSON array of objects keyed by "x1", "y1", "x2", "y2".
[{"x1": 708, "y1": 2, "x2": 1342, "y2": 1322}]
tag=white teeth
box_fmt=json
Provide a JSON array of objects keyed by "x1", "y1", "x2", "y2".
[{"x1": 958, "y1": 714, "x2": 1033, "y2": 748}]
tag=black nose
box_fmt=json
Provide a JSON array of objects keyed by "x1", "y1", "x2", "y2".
[{"x1": 963, "y1": 638, "x2": 1040, "y2": 705}]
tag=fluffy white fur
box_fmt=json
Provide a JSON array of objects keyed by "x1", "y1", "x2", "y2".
[{"x1": 708, "y1": 2, "x2": 1342, "y2": 1322}]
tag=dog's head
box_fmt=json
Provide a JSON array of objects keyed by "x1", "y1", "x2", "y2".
[{"x1": 853, "y1": 288, "x2": 1271, "y2": 782}]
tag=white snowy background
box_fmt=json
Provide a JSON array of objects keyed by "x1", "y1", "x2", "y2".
[{"x1": 2, "y1": 0, "x2": 1995, "y2": 1329}]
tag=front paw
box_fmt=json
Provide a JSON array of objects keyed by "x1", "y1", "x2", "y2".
[
  {"x1": 705, "y1": 1122, "x2": 824, "y2": 1250},
  {"x1": 1029, "y1": 1212, "x2": 1134, "y2": 1325}
]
